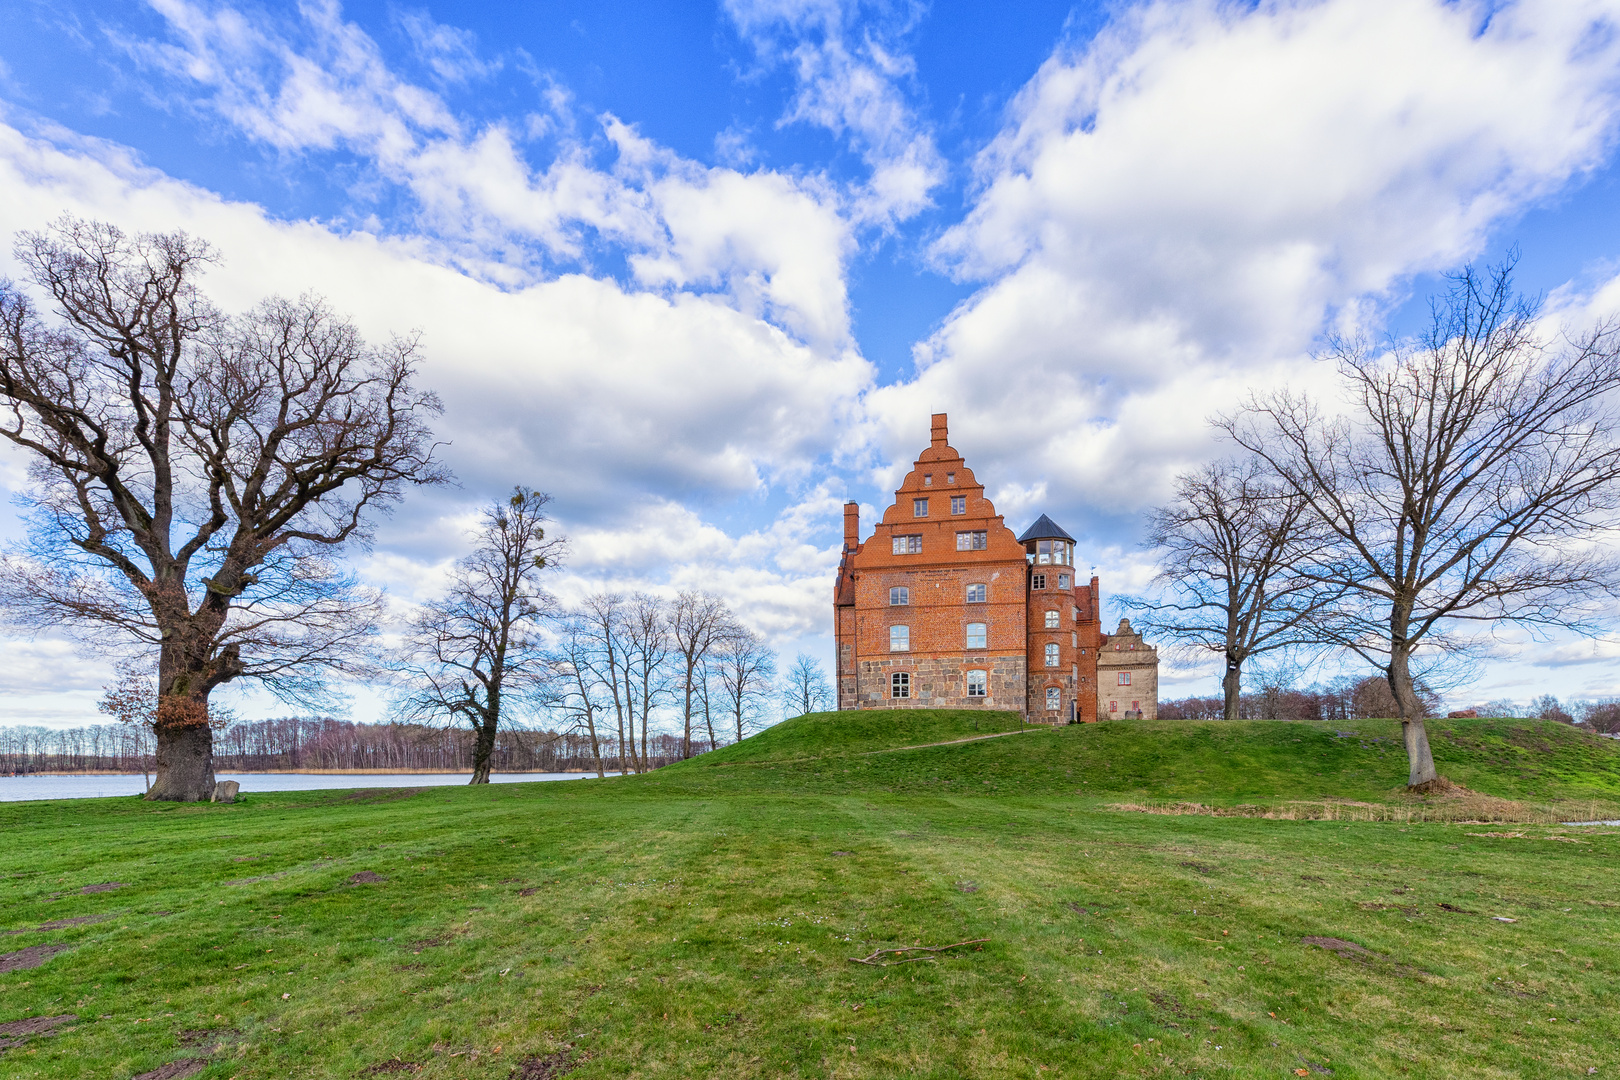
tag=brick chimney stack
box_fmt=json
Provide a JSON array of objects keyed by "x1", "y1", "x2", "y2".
[
  {"x1": 843, "y1": 501, "x2": 860, "y2": 551},
  {"x1": 931, "y1": 412, "x2": 948, "y2": 447}
]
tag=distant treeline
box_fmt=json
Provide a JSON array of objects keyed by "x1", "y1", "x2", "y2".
[
  {"x1": 1159, "y1": 674, "x2": 1620, "y2": 732},
  {"x1": 0, "y1": 717, "x2": 708, "y2": 776}
]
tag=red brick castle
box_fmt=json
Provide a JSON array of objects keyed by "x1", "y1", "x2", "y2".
[{"x1": 833, "y1": 414, "x2": 1157, "y2": 722}]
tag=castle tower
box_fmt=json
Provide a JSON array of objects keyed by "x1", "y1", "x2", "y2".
[{"x1": 1017, "y1": 515, "x2": 1104, "y2": 722}]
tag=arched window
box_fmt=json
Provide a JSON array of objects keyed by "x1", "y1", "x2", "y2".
[
  {"x1": 890, "y1": 625, "x2": 910, "y2": 652},
  {"x1": 1044, "y1": 610, "x2": 1060, "y2": 629},
  {"x1": 1045, "y1": 643, "x2": 1060, "y2": 667},
  {"x1": 1046, "y1": 687, "x2": 1061, "y2": 711},
  {"x1": 966, "y1": 670, "x2": 987, "y2": 698}
]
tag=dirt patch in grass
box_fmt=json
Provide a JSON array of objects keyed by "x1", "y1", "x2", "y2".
[
  {"x1": 955, "y1": 880, "x2": 978, "y2": 893},
  {"x1": 348, "y1": 871, "x2": 388, "y2": 885},
  {"x1": 518, "y1": 886, "x2": 542, "y2": 896},
  {"x1": 1303, "y1": 936, "x2": 1382, "y2": 963},
  {"x1": 1179, "y1": 861, "x2": 1216, "y2": 875},
  {"x1": 359, "y1": 1058, "x2": 422, "y2": 1075},
  {"x1": 178, "y1": 1027, "x2": 240, "y2": 1051},
  {"x1": 39, "y1": 914, "x2": 109, "y2": 930},
  {"x1": 0, "y1": 944, "x2": 70, "y2": 973},
  {"x1": 79, "y1": 882, "x2": 125, "y2": 894},
  {"x1": 0, "y1": 1013, "x2": 76, "y2": 1049},
  {"x1": 510, "y1": 1050, "x2": 577, "y2": 1079},
  {"x1": 131, "y1": 1059, "x2": 208, "y2": 1080}
]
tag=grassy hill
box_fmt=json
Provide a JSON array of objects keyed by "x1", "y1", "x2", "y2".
[
  {"x1": 660, "y1": 710, "x2": 1620, "y2": 809},
  {"x1": 3, "y1": 712, "x2": 1620, "y2": 1078}
]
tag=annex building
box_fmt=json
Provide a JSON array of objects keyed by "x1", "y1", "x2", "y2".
[{"x1": 833, "y1": 414, "x2": 1158, "y2": 722}]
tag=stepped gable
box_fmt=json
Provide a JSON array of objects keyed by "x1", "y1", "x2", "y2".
[
  {"x1": 1098, "y1": 618, "x2": 1158, "y2": 720},
  {"x1": 833, "y1": 413, "x2": 1146, "y2": 722}
]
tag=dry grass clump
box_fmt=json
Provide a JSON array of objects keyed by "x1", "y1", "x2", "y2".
[{"x1": 1105, "y1": 791, "x2": 1620, "y2": 824}]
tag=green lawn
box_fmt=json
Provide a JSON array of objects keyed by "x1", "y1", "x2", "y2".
[{"x1": 3, "y1": 714, "x2": 1619, "y2": 1078}]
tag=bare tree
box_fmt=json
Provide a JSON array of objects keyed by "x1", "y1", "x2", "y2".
[
  {"x1": 782, "y1": 652, "x2": 830, "y2": 718},
  {"x1": 669, "y1": 591, "x2": 734, "y2": 758},
  {"x1": 714, "y1": 627, "x2": 775, "y2": 742},
  {"x1": 577, "y1": 593, "x2": 636, "y2": 773},
  {"x1": 551, "y1": 614, "x2": 610, "y2": 778},
  {"x1": 622, "y1": 593, "x2": 674, "y2": 770},
  {"x1": 1227, "y1": 261, "x2": 1620, "y2": 788},
  {"x1": 0, "y1": 219, "x2": 446, "y2": 801},
  {"x1": 397, "y1": 488, "x2": 564, "y2": 783},
  {"x1": 1127, "y1": 458, "x2": 1339, "y2": 722}
]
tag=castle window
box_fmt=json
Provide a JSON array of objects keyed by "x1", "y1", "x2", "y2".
[
  {"x1": 892, "y1": 534, "x2": 922, "y2": 555},
  {"x1": 1110, "y1": 700, "x2": 1118, "y2": 712},
  {"x1": 956, "y1": 530, "x2": 987, "y2": 550},
  {"x1": 1132, "y1": 700, "x2": 1140, "y2": 711},
  {"x1": 1046, "y1": 687, "x2": 1061, "y2": 711},
  {"x1": 1071, "y1": 631, "x2": 1078, "y2": 647},
  {"x1": 892, "y1": 672, "x2": 910, "y2": 698},
  {"x1": 966, "y1": 669, "x2": 987, "y2": 697},
  {"x1": 1118, "y1": 671, "x2": 1131, "y2": 686},
  {"x1": 1037, "y1": 540, "x2": 1051, "y2": 565},
  {"x1": 1045, "y1": 643, "x2": 1059, "y2": 667},
  {"x1": 1031, "y1": 573, "x2": 1046, "y2": 589},
  {"x1": 1073, "y1": 606, "x2": 1080, "y2": 622},
  {"x1": 951, "y1": 496, "x2": 966, "y2": 514},
  {"x1": 966, "y1": 622, "x2": 987, "y2": 649},
  {"x1": 889, "y1": 586, "x2": 909, "y2": 606},
  {"x1": 923, "y1": 474, "x2": 932, "y2": 486},
  {"x1": 966, "y1": 583, "x2": 987, "y2": 603},
  {"x1": 1044, "y1": 610, "x2": 1060, "y2": 629},
  {"x1": 946, "y1": 472, "x2": 956, "y2": 484},
  {"x1": 890, "y1": 625, "x2": 910, "y2": 652},
  {"x1": 913, "y1": 498, "x2": 929, "y2": 517},
  {"x1": 1058, "y1": 574, "x2": 1070, "y2": 589}
]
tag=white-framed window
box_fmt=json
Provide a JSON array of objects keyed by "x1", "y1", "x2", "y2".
[
  {"x1": 1031, "y1": 573, "x2": 1046, "y2": 589},
  {"x1": 892, "y1": 534, "x2": 923, "y2": 555},
  {"x1": 1045, "y1": 643, "x2": 1060, "y2": 667},
  {"x1": 966, "y1": 622, "x2": 987, "y2": 649},
  {"x1": 966, "y1": 669, "x2": 987, "y2": 697},
  {"x1": 1044, "y1": 610, "x2": 1060, "y2": 629},
  {"x1": 966, "y1": 583, "x2": 987, "y2": 603},
  {"x1": 951, "y1": 495, "x2": 966, "y2": 514},
  {"x1": 890, "y1": 625, "x2": 910, "y2": 651},
  {"x1": 913, "y1": 497, "x2": 929, "y2": 517},
  {"x1": 889, "y1": 586, "x2": 909, "y2": 606},
  {"x1": 1058, "y1": 574, "x2": 1070, "y2": 589},
  {"x1": 1118, "y1": 671, "x2": 1131, "y2": 686},
  {"x1": 1046, "y1": 687, "x2": 1061, "y2": 711},
  {"x1": 1073, "y1": 606, "x2": 1081, "y2": 622},
  {"x1": 956, "y1": 530, "x2": 987, "y2": 550},
  {"x1": 1072, "y1": 631, "x2": 1078, "y2": 647},
  {"x1": 892, "y1": 672, "x2": 910, "y2": 698}
]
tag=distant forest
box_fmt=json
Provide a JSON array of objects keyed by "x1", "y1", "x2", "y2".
[{"x1": 0, "y1": 717, "x2": 705, "y2": 776}]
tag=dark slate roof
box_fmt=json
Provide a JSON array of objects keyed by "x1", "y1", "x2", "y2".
[{"x1": 1016, "y1": 513, "x2": 1075, "y2": 543}]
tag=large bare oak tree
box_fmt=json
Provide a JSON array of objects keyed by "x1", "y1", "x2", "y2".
[
  {"x1": 1227, "y1": 263, "x2": 1620, "y2": 788},
  {"x1": 1128, "y1": 458, "x2": 1339, "y2": 722},
  {"x1": 397, "y1": 487, "x2": 564, "y2": 783},
  {"x1": 0, "y1": 219, "x2": 447, "y2": 801}
]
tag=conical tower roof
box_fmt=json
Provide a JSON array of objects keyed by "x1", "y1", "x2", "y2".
[{"x1": 1016, "y1": 513, "x2": 1074, "y2": 543}]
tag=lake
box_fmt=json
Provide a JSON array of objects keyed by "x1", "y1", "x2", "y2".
[{"x1": 0, "y1": 771, "x2": 610, "y2": 802}]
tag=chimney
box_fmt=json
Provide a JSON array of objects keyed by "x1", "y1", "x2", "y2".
[
  {"x1": 930, "y1": 412, "x2": 948, "y2": 448},
  {"x1": 843, "y1": 501, "x2": 860, "y2": 551}
]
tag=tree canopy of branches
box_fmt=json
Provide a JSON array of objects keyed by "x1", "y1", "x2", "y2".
[
  {"x1": 1227, "y1": 261, "x2": 1620, "y2": 788},
  {"x1": 396, "y1": 487, "x2": 564, "y2": 783},
  {"x1": 0, "y1": 219, "x2": 446, "y2": 801},
  {"x1": 781, "y1": 652, "x2": 831, "y2": 717},
  {"x1": 1129, "y1": 458, "x2": 1337, "y2": 722},
  {"x1": 670, "y1": 591, "x2": 735, "y2": 759},
  {"x1": 714, "y1": 627, "x2": 776, "y2": 741}
]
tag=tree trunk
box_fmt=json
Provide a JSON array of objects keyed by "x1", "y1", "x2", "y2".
[
  {"x1": 1222, "y1": 655, "x2": 1242, "y2": 724},
  {"x1": 146, "y1": 719, "x2": 216, "y2": 802},
  {"x1": 470, "y1": 719, "x2": 496, "y2": 784},
  {"x1": 1387, "y1": 639, "x2": 1439, "y2": 788}
]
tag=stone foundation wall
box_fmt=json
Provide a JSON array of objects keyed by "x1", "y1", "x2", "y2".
[{"x1": 851, "y1": 653, "x2": 1027, "y2": 712}]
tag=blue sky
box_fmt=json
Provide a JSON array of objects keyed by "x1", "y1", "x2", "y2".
[{"x1": 3, "y1": 0, "x2": 1620, "y2": 725}]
